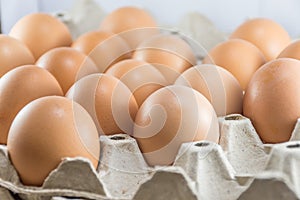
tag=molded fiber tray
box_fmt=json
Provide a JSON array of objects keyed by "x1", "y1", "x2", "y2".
[{"x1": 1, "y1": 114, "x2": 300, "y2": 200}]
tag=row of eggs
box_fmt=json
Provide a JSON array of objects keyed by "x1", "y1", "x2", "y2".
[{"x1": 1, "y1": 6, "x2": 300, "y2": 187}]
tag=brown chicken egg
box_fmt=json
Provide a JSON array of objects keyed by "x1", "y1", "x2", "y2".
[
  {"x1": 203, "y1": 39, "x2": 265, "y2": 90},
  {"x1": 36, "y1": 47, "x2": 99, "y2": 94},
  {"x1": 243, "y1": 58, "x2": 300, "y2": 143},
  {"x1": 72, "y1": 31, "x2": 131, "y2": 72},
  {"x1": 9, "y1": 13, "x2": 72, "y2": 60},
  {"x1": 0, "y1": 35, "x2": 34, "y2": 77},
  {"x1": 133, "y1": 85, "x2": 219, "y2": 166},
  {"x1": 105, "y1": 59, "x2": 167, "y2": 106},
  {"x1": 66, "y1": 74, "x2": 138, "y2": 135},
  {"x1": 7, "y1": 96, "x2": 100, "y2": 186},
  {"x1": 72, "y1": 31, "x2": 114, "y2": 54},
  {"x1": 99, "y1": 6, "x2": 158, "y2": 48},
  {"x1": 0, "y1": 65, "x2": 63, "y2": 144},
  {"x1": 278, "y1": 40, "x2": 300, "y2": 60},
  {"x1": 133, "y1": 34, "x2": 197, "y2": 84},
  {"x1": 230, "y1": 18, "x2": 291, "y2": 61},
  {"x1": 175, "y1": 64, "x2": 243, "y2": 116}
]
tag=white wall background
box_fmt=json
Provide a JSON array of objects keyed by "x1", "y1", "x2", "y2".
[{"x1": 1, "y1": 0, "x2": 300, "y2": 38}]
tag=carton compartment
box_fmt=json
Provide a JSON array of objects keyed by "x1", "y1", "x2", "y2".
[{"x1": 0, "y1": 114, "x2": 300, "y2": 199}]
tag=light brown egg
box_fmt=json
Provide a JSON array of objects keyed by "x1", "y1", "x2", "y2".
[
  {"x1": 9, "y1": 13, "x2": 72, "y2": 60},
  {"x1": 72, "y1": 31, "x2": 114, "y2": 54},
  {"x1": 7, "y1": 96, "x2": 100, "y2": 186},
  {"x1": 175, "y1": 64, "x2": 243, "y2": 116},
  {"x1": 36, "y1": 47, "x2": 99, "y2": 94},
  {"x1": 230, "y1": 18, "x2": 291, "y2": 61},
  {"x1": 99, "y1": 6, "x2": 158, "y2": 48},
  {"x1": 243, "y1": 58, "x2": 300, "y2": 143},
  {"x1": 0, "y1": 65, "x2": 63, "y2": 144},
  {"x1": 66, "y1": 74, "x2": 138, "y2": 135},
  {"x1": 72, "y1": 31, "x2": 131, "y2": 72},
  {"x1": 0, "y1": 35, "x2": 34, "y2": 77},
  {"x1": 278, "y1": 40, "x2": 300, "y2": 60},
  {"x1": 133, "y1": 34, "x2": 197, "y2": 84},
  {"x1": 203, "y1": 39, "x2": 265, "y2": 90},
  {"x1": 105, "y1": 59, "x2": 167, "y2": 106},
  {"x1": 133, "y1": 85, "x2": 219, "y2": 166}
]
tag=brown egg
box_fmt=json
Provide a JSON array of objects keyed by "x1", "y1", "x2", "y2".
[
  {"x1": 72, "y1": 31, "x2": 114, "y2": 54},
  {"x1": 0, "y1": 35, "x2": 34, "y2": 77},
  {"x1": 99, "y1": 6, "x2": 158, "y2": 48},
  {"x1": 9, "y1": 13, "x2": 72, "y2": 60},
  {"x1": 243, "y1": 58, "x2": 300, "y2": 143},
  {"x1": 133, "y1": 34, "x2": 197, "y2": 84},
  {"x1": 278, "y1": 40, "x2": 300, "y2": 60},
  {"x1": 175, "y1": 64, "x2": 243, "y2": 116},
  {"x1": 36, "y1": 47, "x2": 99, "y2": 94},
  {"x1": 66, "y1": 74, "x2": 138, "y2": 135},
  {"x1": 230, "y1": 18, "x2": 291, "y2": 61},
  {"x1": 7, "y1": 96, "x2": 100, "y2": 186},
  {"x1": 72, "y1": 31, "x2": 131, "y2": 72},
  {"x1": 0, "y1": 65, "x2": 63, "y2": 144},
  {"x1": 133, "y1": 85, "x2": 219, "y2": 166},
  {"x1": 105, "y1": 59, "x2": 167, "y2": 106},
  {"x1": 203, "y1": 39, "x2": 265, "y2": 90}
]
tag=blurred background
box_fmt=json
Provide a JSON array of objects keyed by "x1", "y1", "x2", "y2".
[{"x1": 1, "y1": 0, "x2": 300, "y2": 38}]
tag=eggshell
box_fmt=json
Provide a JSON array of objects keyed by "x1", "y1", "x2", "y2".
[
  {"x1": 72, "y1": 31, "x2": 114, "y2": 54},
  {"x1": 66, "y1": 74, "x2": 138, "y2": 135},
  {"x1": 0, "y1": 35, "x2": 34, "y2": 77},
  {"x1": 133, "y1": 85, "x2": 219, "y2": 166},
  {"x1": 230, "y1": 18, "x2": 291, "y2": 61},
  {"x1": 203, "y1": 39, "x2": 265, "y2": 90},
  {"x1": 175, "y1": 64, "x2": 243, "y2": 116},
  {"x1": 72, "y1": 31, "x2": 131, "y2": 72},
  {"x1": 133, "y1": 34, "x2": 197, "y2": 84},
  {"x1": 278, "y1": 39, "x2": 300, "y2": 60},
  {"x1": 105, "y1": 59, "x2": 167, "y2": 106},
  {"x1": 0, "y1": 65, "x2": 63, "y2": 144},
  {"x1": 36, "y1": 47, "x2": 99, "y2": 94},
  {"x1": 7, "y1": 96, "x2": 100, "y2": 186},
  {"x1": 243, "y1": 58, "x2": 300, "y2": 143},
  {"x1": 99, "y1": 6, "x2": 158, "y2": 48},
  {"x1": 9, "y1": 13, "x2": 72, "y2": 60}
]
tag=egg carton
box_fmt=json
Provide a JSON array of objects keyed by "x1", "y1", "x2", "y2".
[{"x1": 1, "y1": 114, "x2": 300, "y2": 200}]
